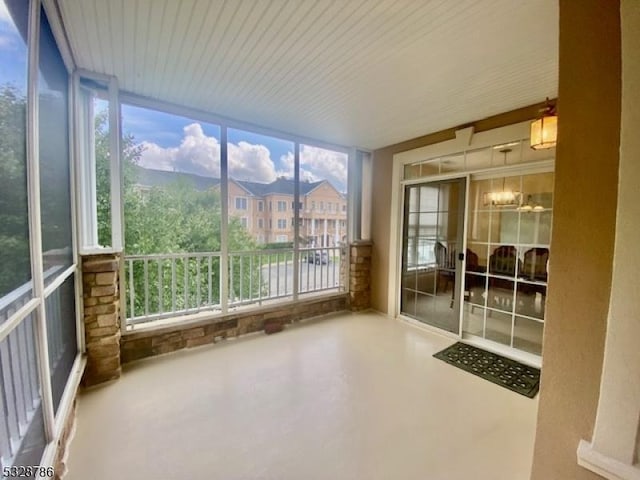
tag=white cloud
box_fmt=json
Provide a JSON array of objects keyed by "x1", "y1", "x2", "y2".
[
  {"x1": 278, "y1": 147, "x2": 348, "y2": 192},
  {"x1": 135, "y1": 123, "x2": 348, "y2": 191},
  {"x1": 229, "y1": 141, "x2": 277, "y2": 182},
  {"x1": 300, "y1": 145, "x2": 348, "y2": 192},
  {"x1": 137, "y1": 123, "x2": 278, "y2": 183},
  {"x1": 276, "y1": 152, "x2": 295, "y2": 179},
  {"x1": 0, "y1": 2, "x2": 10, "y2": 23}
]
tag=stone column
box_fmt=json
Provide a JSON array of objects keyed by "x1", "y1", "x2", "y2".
[
  {"x1": 81, "y1": 253, "x2": 122, "y2": 386},
  {"x1": 349, "y1": 240, "x2": 372, "y2": 311}
]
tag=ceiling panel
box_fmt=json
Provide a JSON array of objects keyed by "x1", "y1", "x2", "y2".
[{"x1": 57, "y1": 0, "x2": 558, "y2": 149}]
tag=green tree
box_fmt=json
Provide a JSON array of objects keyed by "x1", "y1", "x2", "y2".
[{"x1": 0, "y1": 85, "x2": 31, "y2": 298}]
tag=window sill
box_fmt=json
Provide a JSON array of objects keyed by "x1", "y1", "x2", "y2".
[
  {"x1": 577, "y1": 440, "x2": 640, "y2": 480},
  {"x1": 80, "y1": 246, "x2": 123, "y2": 256}
]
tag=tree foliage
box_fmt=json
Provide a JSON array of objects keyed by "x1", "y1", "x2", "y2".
[{"x1": 0, "y1": 85, "x2": 31, "y2": 298}]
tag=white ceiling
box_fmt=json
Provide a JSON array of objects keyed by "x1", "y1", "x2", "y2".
[{"x1": 57, "y1": 0, "x2": 558, "y2": 150}]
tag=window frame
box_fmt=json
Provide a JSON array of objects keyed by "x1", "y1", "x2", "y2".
[
  {"x1": 235, "y1": 196, "x2": 248, "y2": 210},
  {"x1": 81, "y1": 59, "x2": 357, "y2": 328},
  {"x1": 0, "y1": 0, "x2": 84, "y2": 472}
]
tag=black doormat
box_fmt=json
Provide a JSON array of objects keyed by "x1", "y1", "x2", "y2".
[{"x1": 433, "y1": 342, "x2": 540, "y2": 398}]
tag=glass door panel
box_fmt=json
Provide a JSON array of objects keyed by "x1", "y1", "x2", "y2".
[
  {"x1": 400, "y1": 178, "x2": 465, "y2": 334},
  {"x1": 462, "y1": 171, "x2": 553, "y2": 358}
]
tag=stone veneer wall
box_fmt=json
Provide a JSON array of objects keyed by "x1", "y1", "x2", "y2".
[
  {"x1": 121, "y1": 295, "x2": 348, "y2": 363},
  {"x1": 80, "y1": 243, "x2": 368, "y2": 373},
  {"x1": 349, "y1": 241, "x2": 372, "y2": 310},
  {"x1": 81, "y1": 253, "x2": 122, "y2": 386}
]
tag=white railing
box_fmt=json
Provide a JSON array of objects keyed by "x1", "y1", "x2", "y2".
[
  {"x1": 0, "y1": 265, "x2": 64, "y2": 471},
  {"x1": 124, "y1": 252, "x2": 223, "y2": 325},
  {"x1": 124, "y1": 246, "x2": 344, "y2": 326}
]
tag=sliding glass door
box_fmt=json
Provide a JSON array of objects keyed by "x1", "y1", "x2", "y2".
[
  {"x1": 400, "y1": 178, "x2": 466, "y2": 334},
  {"x1": 462, "y1": 172, "x2": 553, "y2": 356},
  {"x1": 399, "y1": 139, "x2": 555, "y2": 362}
]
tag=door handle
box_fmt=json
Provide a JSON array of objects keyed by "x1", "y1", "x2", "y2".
[{"x1": 458, "y1": 252, "x2": 465, "y2": 261}]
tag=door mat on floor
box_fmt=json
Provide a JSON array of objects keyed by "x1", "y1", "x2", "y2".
[{"x1": 433, "y1": 342, "x2": 540, "y2": 398}]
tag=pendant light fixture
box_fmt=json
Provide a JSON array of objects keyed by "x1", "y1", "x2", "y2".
[
  {"x1": 530, "y1": 98, "x2": 558, "y2": 150},
  {"x1": 483, "y1": 149, "x2": 521, "y2": 207}
]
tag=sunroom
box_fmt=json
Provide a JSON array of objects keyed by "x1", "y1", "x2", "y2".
[{"x1": 1, "y1": 1, "x2": 638, "y2": 480}]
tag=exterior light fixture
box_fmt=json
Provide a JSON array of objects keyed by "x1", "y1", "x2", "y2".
[
  {"x1": 483, "y1": 149, "x2": 521, "y2": 207},
  {"x1": 530, "y1": 98, "x2": 557, "y2": 150}
]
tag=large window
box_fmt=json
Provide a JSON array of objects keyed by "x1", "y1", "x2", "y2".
[
  {"x1": 39, "y1": 10, "x2": 73, "y2": 277},
  {"x1": 0, "y1": 1, "x2": 45, "y2": 469},
  {"x1": 298, "y1": 144, "x2": 348, "y2": 296},
  {"x1": 1, "y1": 1, "x2": 79, "y2": 472},
  {"x1": 226, "y1": 128, "x2": 294, "y2": 304},
  {"x1": 299, "y1": 144, "x2": 348, "y2": 248},
  {"x1": 119, "y1": 104, "x2": 222, "y2": 323},
  {"x1": 113, "y1": 119, "x2": 350, "y2": 326},
  {"x1": 0, "y1": 0, "x2": 31, "y2": 311},
  {"x1": 38, "y1": 5, "x2": 76, "y2": 415}
]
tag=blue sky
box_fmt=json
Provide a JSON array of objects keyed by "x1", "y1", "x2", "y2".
[
  {"x1": 0, "y1": 0, "x2": 28, "y2": 93},
  {"x1": 122, "y1": 103, "x2": 348, "y2": 192},
  {"x1": 121, "y1": 108, "x2": 294, "y2": 162},
  {"x1": 121, "y1": 104, "x2": 295, "y2": 178}
]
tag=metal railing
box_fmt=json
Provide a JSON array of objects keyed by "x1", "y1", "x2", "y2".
[{"x1": 124, "y1": 246, "x2": 344, "y2": 326}]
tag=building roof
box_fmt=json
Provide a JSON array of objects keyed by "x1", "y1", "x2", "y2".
[
  {"x1": 134, "y1": 166, "x2": 220, "y2": 191},
  {"x1": 134, "y1": 166, "x2": 343, "y2": 198},
  {"x1": 235, "y1": 177, "x2": 326, "y2": 197}
]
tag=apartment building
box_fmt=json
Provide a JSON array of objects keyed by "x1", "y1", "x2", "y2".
[
  {"x1": 229, "y1": 177, "x2": 347, "y2": 246},
  {"x1": 135, "y1": 167, "x2": 347, "y2": 246}
]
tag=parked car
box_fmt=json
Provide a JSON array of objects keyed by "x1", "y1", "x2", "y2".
[{"x1": 308, "y1": 250, "x2": 329, "y2": 265}]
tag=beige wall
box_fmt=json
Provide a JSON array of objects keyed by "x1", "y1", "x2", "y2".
[
  {"x1": 370, "y1": 104, "x2": 548, "y2": 314},
  {"x1": 588, "y1": 0, "x2": 640, "y2": 464},
  {"x1": 530, "y1": 1, "x2": 621, "y2": 479}
]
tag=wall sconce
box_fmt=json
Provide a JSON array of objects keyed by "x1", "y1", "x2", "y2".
[{"x1": 530, "y1": 98, "x2": 557, "y2": 150}]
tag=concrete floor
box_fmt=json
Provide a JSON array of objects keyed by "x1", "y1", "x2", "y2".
[{"x1": 65, "y1": 312, "x2": 538, "y2": 480}]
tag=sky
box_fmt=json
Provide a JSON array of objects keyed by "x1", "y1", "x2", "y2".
[
  {"x1": 122, "y1": 104, "x2": 348, "y2": 193},
  {"x1": 0, "y1": 0, "x2": 28, "y2": 92}
]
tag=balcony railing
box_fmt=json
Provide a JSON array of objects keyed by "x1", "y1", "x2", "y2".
[
  {"x1": 124, "y1": 246, "x2": 344, "y2": 326},
  {"x1": 0, "y1": 266, "x2": 65, "y2": 470}
]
